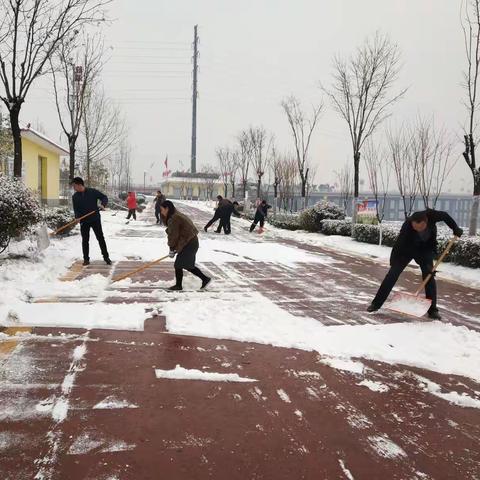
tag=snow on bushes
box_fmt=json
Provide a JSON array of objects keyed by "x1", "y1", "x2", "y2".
[
  {"x1": 298, "y1": 201, "x2": 345, "y2": 232},
  {"x1": 320, "y1": 219, "x2": 352, "y2": 236},
  {"x1": 0, "y1": 174, "x2": 42, "y2": 252},
  {"x1": 352, "y1": 223, "x2": 398, "y2": 247},
  {"x1": 42, "y1": 206, "x2": 74, "y2": 235},
  {"x1": 269, "y1": 214, "x2": 301, "y2": 231}
]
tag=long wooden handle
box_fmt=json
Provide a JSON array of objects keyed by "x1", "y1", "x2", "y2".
[
  {"x1": 414, "y1": 236, "x2": 458, "y2": 296},
  {"x1": 111, "y1": 255, "x2": 170, "y2": 283},
  {"x1": 51, "y1": 210, "x2": 97, "y2": 236}
]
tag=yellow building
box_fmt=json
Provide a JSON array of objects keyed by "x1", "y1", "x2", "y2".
[
  {"x1": 21, "y1": 126, "x2": 68, "y2": 206},
  {"x1": 161, "y1": 172, "x2": 224, "y2": 200}
]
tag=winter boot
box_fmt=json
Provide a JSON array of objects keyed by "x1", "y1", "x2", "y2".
[
  {"x1": 168, "y1": 285, "x2": 183, "y2": 291},
  {"x1": 427, "y1": 308, "x2": 441, "y2": 320},
  {"x1": 104, "y1": 258, "x2": 112, "y2": 266},
  {"x1": 83, "y1": 259, "x2": 90, "y2": 266},
  {"x1": 367, "y1": 303, "x2": 379, "y2": 313},
  {"x1": 200, "y1": 277, "x2": 212, "y2": 290}
]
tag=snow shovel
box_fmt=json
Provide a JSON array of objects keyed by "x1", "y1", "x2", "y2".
[
  {"x1": 385, "y1": 236, "x2": 458, "y2": 318},
  {"x1": 51, "y1": 210, "x2": 96, "y2": 236},
  {"x1": 111, "y1": 254, "x2": 170, "y2": 283}
]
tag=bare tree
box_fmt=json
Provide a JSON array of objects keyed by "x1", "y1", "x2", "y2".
[
  {"x1": 334, "y1": 162, "x2": 354, "y2": 213},
  {"x1": 387, "y1": 125, "x2": 419, "y2": 219},
  {"x1": 461, "y1": 0, "x2": 480, "y2": 234},
  {"x1": 109, "y1": 137, "x2": 131, "y2": 193},
  {"x1": 322, "y1": 32, "x2": 406, "y2": 221},
  {"x1": 278, "y1": 154, "x2": 298, "y2": 212},
  {"x1": 227, "y1": 150, "x2": 239, "y2": 199},
  {"x1": 0, "y1": 0, "x2": 110, "y2": 177},
  {"x1": 281, "y1": 95, "x2": 323, "y2": 207},
  {"x1": 80, "y1": 83, "x2": 124, "y2": 184},
  {"x1": 237, "y1": 130, "x2": 252, "y2": 201},
  {"x1": 249, "y1": 125, "x2": 271, "y2": 198},
  {"x1": 0, "y1": 109, "x2": 12, "y2": 174},
  {"x1": 412, "y1": 117, "x2": 456, "y2": 209},
  {"x1": 269, "y1": 141, "x2": 281, "y2": 214},
  {"x1": 201, "y1": 165, "x2": 219, "y2": 200},
  {"x1": 364, "y1": 138, "x2": 392, "y2": 233},
  {"x1": 51, "y1": 32, "x2": 106, "y2": 180},
  {"x1": 216, "y1": 146, "x2": 231, "y2": 197}
]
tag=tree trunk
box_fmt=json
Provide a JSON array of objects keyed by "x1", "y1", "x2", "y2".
[
  {"x1": 10, "y1": 105, "x2": 23, "y2": 178},
  {"x1": 224, "y1": 183, "x2": 228, "y2": 197},
  {"x1": 469, "y1": 174, "x2": 480, "y2": 235},
  {"x1": 257, "y1": 177, "x2": 261, "y2": 199},
  {"x1": 68, "y1": 135, "x2": 76, "y2": 181},
  {"x1": 352, "y1": 151, "x2": 361, "y2": 223}
]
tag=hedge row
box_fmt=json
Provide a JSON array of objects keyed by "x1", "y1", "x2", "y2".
[{"x1": 314, "y1": 219, "x2": 480, "y2": 269}]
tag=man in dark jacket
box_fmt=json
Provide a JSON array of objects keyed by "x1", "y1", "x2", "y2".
[
  {"x1": 204, "y1": 195, "x2": 230, "y2": 232},
  {"x1": 216, "y1": 200, "x2": 241, "y2": 234},
  {"x1": 250, "y1": 200, "x2": 271, "y2": 233},
  {"x1": 71, "y1": 177, "x2": 111, "y2": 266},
  {"x1": 367, "y1": 209, "x2": 463, "y2": 319}
]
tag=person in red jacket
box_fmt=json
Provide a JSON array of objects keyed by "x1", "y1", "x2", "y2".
[{"x1": 126, "y1": 191, "x2": 137, "y2": 220}]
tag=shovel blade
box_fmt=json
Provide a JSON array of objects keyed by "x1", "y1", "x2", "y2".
[
  {"x1": 384, "y1": 292, "x2": 432, "y2": 318},
  {"x1": 36, "y1": 225, "x2": 50, "y2": 251}
]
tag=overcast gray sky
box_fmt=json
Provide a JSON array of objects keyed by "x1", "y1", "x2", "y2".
[{"x1": 22, "y1": 0, "x2": 473, "y2": 193}]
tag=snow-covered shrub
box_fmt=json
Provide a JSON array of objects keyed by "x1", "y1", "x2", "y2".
[
  {"x1": 42, "y1": 206, "x2": 74, "y2": 235},
  {"x1": 352, "y1": 223, "x2": 399, "y2": 246},
  {"x1": 269, "y1": 213, "x2": 301, "y2": 231},
  {"x1": 0, "y1": 174, "x2": 42, "y2": 252},
  {"x1": 320, "y1": 219, "x2": 352, "y2": 236},
  {"x1": 298, "y1": 201, "x2": 345, "y2": 232},
  {"x1": 438, "y1": 236, "x2": 480, "y2": 269}
]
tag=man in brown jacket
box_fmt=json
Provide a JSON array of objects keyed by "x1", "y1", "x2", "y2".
[{"x1": 160, "y1": 200, "x2": 211, "y2": 291}]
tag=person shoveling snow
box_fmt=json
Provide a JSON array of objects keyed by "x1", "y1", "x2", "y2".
[{"x1": 367, "y1": 209, "x2": 463, "y2": 320}]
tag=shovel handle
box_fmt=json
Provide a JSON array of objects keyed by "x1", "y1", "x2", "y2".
[
  {"x1": 51, "y1": 210, "x2": 97, "y2": 236},
  {"x1": 111, "y1": 255, "x2": 170, "y2": 283},
  {"x1": 414, "y1": 236, "x2": 458, "y2": 296}
]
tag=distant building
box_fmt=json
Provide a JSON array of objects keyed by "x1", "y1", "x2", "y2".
[
  {"x1": 21, "y1": 126, "x2": 68, "y2": 206},
  {"x1": 161, "y1": 171, "x2": 223, "y2": 200}
]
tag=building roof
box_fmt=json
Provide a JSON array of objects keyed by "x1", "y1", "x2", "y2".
[
  {"x1": 171, "y1": 171, "x2": 220, "y2": 180},
  {"x1": 20, "y1": 126, "x2": 69, "y2": 156},
  {"x1": 162, "y1": 175, "x2": 222, "y2": 185}
]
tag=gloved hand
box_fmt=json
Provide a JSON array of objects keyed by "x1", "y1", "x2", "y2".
[
  {"x1": 454, "y1": 227, "x2": 463, "y2": 238},
  {"x1": 169, "y1": 250, "x2": 176, "y2": 258}
]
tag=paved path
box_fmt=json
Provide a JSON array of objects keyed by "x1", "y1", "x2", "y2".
[{"x1": 1, "y1": 203, "x2": 479, "y2": 480}]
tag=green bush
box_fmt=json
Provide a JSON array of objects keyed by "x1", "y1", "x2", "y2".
[
  {"x1": 298, "y1": 201, "x2": 345, "y2": 232},
  {"x1": 0, "y1": 174, "x2": 42, "y2": 252},
  {"x1": 320, "y1": 219, "x2": 352, "y2": 236},
  {"x1": 269, "y1": 213, "x2": 301, "y2": 230},
  {"x1": 42, "y1": 206, "x2": 74, "y2": 235}
]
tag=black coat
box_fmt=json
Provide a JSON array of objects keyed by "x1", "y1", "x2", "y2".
[
  {"x1": 391, "y1": 209, "x2": 461, "y2": 262},
  {"x1": 155, "y1": 194, "x2": 166, "y2": 212},
  {"x1": 217, "y1": 201, "x2": 241, "y2": 219},
  {"x1": 254, "y1": 203, "x2": 271, "y2": 221},
  {"x1": 72, "y1": 188, "x2": 108, "y2": 224}
]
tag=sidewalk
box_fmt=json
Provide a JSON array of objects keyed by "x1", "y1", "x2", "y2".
[{"x1": 1, "y1": 203, "x2": 479, "y2": 479}]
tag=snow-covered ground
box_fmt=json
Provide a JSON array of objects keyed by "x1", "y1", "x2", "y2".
[{"x1": 1, "y1": 201, "x2": 480, "y2": 401}]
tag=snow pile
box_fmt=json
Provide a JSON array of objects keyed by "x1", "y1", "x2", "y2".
[
  {"x1": 161, "y1": 292, "x2": 480, "y2": 382},
  {"x1": 155, "y1": 365, "x2": 257, "y2": 382},
  {"x1": 0, "y1": 303, "x2": 150, "y2": 331}
]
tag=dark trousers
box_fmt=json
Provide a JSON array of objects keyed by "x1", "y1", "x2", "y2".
[
  {"x1": 175, "y1": 267, "x2": 209, "y2": 287},
  {"x1": 80, "y1": 219, "x2": 109, "y2": 261},
  {"x1": 250, "y1": 214, "x2": 265, "y2": 232},
  {"x1": 205, "y1": 212, "x2": 221, "y2": 230},
  {"x1": 127, "y1": 209, "x2": 136, "y2": 220},
  {"x1": 155, "y1": 210, "x2": 161, "y2": 223},
  {"x1": 372, "y1": 252, "x2": 437, "y2": 311},
  {"x1": 216, "y1": 215, "x2": 231, "y2": 234}
]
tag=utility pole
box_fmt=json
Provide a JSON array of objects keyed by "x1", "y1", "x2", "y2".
[{"x1": 191, "y1": 25, "x2": 199, "y2": 174}]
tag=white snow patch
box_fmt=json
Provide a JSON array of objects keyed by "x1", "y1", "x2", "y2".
[
  {"x1": 357, "y1": 379, "x2": 390, "y2": 393},
  {"x1": 414, "y1": 374, "x2": 480, "y2": 409},
  {"x1": 155, "y1": 365, "x2": 256, "y2": 382},
  {"x1": 368, "y1": 435, "x2": 406, "y2": 459},
  {"x1": 320, "y1": 358, "x2": 365, "y2": 374},
  {"x1": 0, "y1": 303, "x2": 150, "y2": 331},
  {"x1": 93, "y1": 396, "x2": 139, "y2": 410},
  {"x1": 338, "y1": 458, "x2": 355, "y2": 480},
  {"x1": 51, "y1": 398, "x2": 69, "y2": 422},
  {"x1": 277, "y1": 389, "x2": 291, "y2": 403},
  {"x1": 162, "y1": 292, "x2": 480, "y2": 382},
  {"x1": 294, "y1": 409, "x2": 303, "y2": 419}
]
